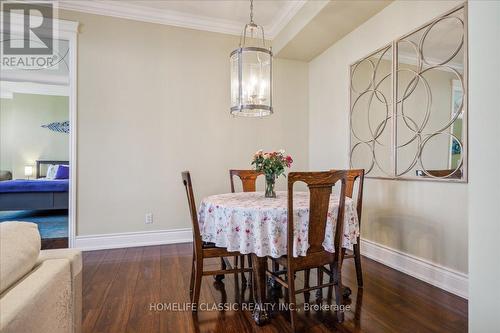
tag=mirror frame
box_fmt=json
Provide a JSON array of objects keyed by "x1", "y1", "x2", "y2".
[{"x1": 349, "y1": 3, "x2": 468, "y2": 183}]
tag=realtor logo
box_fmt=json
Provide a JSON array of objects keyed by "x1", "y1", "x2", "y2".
[
  {"x1": 1, "y1": 2, "x2": 58, "y2": 69},
  {"x1": 2, "y1": 2, "x2": 53, "y2": 54}
]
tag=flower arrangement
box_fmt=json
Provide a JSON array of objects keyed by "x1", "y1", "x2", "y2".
[{"x1": 252, "y1": 149, "x2": 293, "y2": 198}]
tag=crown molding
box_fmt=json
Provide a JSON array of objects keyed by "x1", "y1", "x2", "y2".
[
  {"x1": 59, "y1": 1, "x2": 242, "y2": 36},
  {"x1": 266, "y1": 0, "x2": 307, "y2": 39},
  {"x1": 58, "y1": 0, "x2": 307, "y2": 39}
]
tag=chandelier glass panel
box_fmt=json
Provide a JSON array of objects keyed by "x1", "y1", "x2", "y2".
[{"x1": 230, "y1": 0, "x2": 273, "y2": 117}]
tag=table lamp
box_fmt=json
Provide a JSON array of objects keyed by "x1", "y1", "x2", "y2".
[{"x1": 24, "y1": 165, "x2": 33, "y2": 180}]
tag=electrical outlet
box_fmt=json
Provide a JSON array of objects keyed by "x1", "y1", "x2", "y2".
[{"x1": 145, "y1": 213, "x2": 153, "y2": 224}]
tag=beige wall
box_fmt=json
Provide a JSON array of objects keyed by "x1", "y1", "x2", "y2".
[
  {"x1": 309, "y1": 0, "x2": 467, "y2": 273},
  {"x1": 0, "y1": 94, "x2": 69, "y2": 179},
  {"x1": 468, "y1": 1, "x2": 500, "y2": 331},
  {"x1": 58, "y1": 10, "x2": 309, "y2": 236}
]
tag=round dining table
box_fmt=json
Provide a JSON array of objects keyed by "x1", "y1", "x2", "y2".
[{"x1": 197, "y1": 191, "x2": 360, "y2": 324}]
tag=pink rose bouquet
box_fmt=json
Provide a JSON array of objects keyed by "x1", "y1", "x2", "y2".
[{"x1": 252, "y1": 149, "x2": 293, "y2": 198}]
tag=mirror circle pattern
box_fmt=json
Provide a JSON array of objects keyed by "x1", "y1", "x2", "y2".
[
  {"x1": 350, "y1": 45, "x2": 393, "y2": 177},
  {"x1": 349, "y1": 5, "x2": 467, "y2": 181}
]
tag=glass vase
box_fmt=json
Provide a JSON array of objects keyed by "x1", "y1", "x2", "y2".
[{"x1": 265, "y1": 174, "x2": 276, "y2": 198}]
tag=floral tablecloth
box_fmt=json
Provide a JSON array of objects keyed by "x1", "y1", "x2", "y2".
[{"x1": 198, "y1": 191, "x2": 359, "y2": 258}]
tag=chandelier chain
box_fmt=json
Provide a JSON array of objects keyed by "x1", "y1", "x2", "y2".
[{"x1": 250, "y1": 0, "x2": 254, "y2": 24}]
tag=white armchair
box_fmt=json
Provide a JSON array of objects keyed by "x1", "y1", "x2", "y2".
[{"x1": 0, "y1": 222, "x2": 82, "y2": 333}]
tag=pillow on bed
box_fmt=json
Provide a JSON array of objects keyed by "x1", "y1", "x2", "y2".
[
  {"x1": 46, "y1": 164, "x2": 58, "y2": 179},
  {"x1": 54, "y1": 165, "x2": 69, "y2": 179}
]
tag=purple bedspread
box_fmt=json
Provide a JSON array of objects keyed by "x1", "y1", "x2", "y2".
[{"x1": 0, "y1": 179, "x2": 69, "y2": 193}]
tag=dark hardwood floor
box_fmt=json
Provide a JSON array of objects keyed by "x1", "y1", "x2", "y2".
[
  {"x1": 42, "y1": 237, "x2": 68, "y2": 249},
  {"x1": 82, "y1": 243, "x2": 467, "y2": 333}
]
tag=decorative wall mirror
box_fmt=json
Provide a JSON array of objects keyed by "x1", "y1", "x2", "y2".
[{"x1": 349, "y1": 4, "x2": 467, "y2": 182}]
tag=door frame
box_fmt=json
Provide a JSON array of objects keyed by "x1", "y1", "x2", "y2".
[
  {"x1": 2, "y1": 12, "x2": 79, "y2": 247},
  {"x1": 64, "y1": 19, "x2": 79, "y2": 248}
]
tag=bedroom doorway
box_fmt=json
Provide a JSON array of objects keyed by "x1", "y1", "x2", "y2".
[
  {"x1": 0, "y1": 91, "x2": 70, "y2": 247},
  {"x1": 0, "y1": 17, "x2": 78, "y2": 248}
]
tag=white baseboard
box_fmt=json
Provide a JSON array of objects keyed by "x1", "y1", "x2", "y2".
[
  {"x1": 74, "y1": 228, "x2": 193, "y2": 251},
  {"x1": 360, "y1": 238, "x2": 468, "y2": 299}
]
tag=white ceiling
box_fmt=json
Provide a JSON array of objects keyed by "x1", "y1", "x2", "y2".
[
  {"x1": 276, "y1": 0, "x2": 391, "y2": 61},
  {"x1": 127, "y1": 0, "x2": 289, "y2": 26},
  {"x1": 59, "y1": 0, "x2": 307, "y2": 38}
]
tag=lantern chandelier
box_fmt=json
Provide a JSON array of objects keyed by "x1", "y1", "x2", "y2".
[{"x1": 230, "y1": 0, "x2": 273, "y2": 117}]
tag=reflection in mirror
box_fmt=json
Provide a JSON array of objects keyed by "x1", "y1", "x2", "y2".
[
  {"x1": 350, "y1": 45, "x2": 392, "y2": 177},
  {"x1": 396, "y1": 7, "x2": 465, "y2": 180}
]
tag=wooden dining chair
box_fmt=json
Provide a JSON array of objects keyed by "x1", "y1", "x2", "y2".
[
  {"x1": 266, "y1": 171, "x2": 349, "y2": 330},
  {"x1": 313, "y1": 169, "x2": 365, "y2": 302},
  {"x1": 340, "y1": 169, "x2": 365, "y2": 287},
  {"x1": 181, "y1": 171, "x2": 252, "y2": 310},
  {"x1": 229, "y1": 169, "x2": 263, "y2": 193}
]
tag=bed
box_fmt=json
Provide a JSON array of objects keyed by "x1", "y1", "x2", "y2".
[{"x1": 0, "y1": 160, "x2": 69, "y2": 211}]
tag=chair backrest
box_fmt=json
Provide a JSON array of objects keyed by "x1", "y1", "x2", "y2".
[
  {"x1": 229, "y1": 169, "x2": 263, "y2": 193},
  {"x1": 287, "y1": 171, "x2": 347, "y2": 258},
  {"x1": 334, "y1": 169, "x2": 365, "y2": 224},
  {"x1": 181, "y1": 171, "x2": 202, "y2": 251}
]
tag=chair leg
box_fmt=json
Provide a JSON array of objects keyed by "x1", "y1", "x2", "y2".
[
  {"x1": 240, "y1": 255, "x2": 247, "y2": 286},
  {"x1": 288, "y1": 267, "x2": 298, "y2": 332},
  {"x1": 247, "y1": 255, "x2": 253, "y2": 287},
  {"x1": 189, "y1": 256, "x2": 195, "y2": 297},
  {"x1": 304, "y1": 269, "x2": 310, "y2": 304},
  {"x1": 333, "y1": 262, "x2": 344, "y2": 323},
  {"x1": 327, "y1": 264, "x2": 334, "y2": 300},
  {"x1": 192, "y1": 260, "x2": 203, "y2": 312},
  {"x1": 284, "y1": 288, "x2": 290, "y2": 304},
  {"x1": 353, "y1": 243, "x2": 363, "y2": 287},
  {"x1": 234, "y1": 268, "x2": 243, "y2": 303},
  {"x1": 268, "y1": 260, "x2": 280, "y2": 289},
  {"x1": 215, "y1": 257, "x2": 226, "y2": 282},
  {"x1": 316, "y1": 266, "x2": 324, "y2": 300}
]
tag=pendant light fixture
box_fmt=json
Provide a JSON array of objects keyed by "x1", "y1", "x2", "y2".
[{"x1": 230, "y1": 0, "x2": 273, "y2": 117}]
